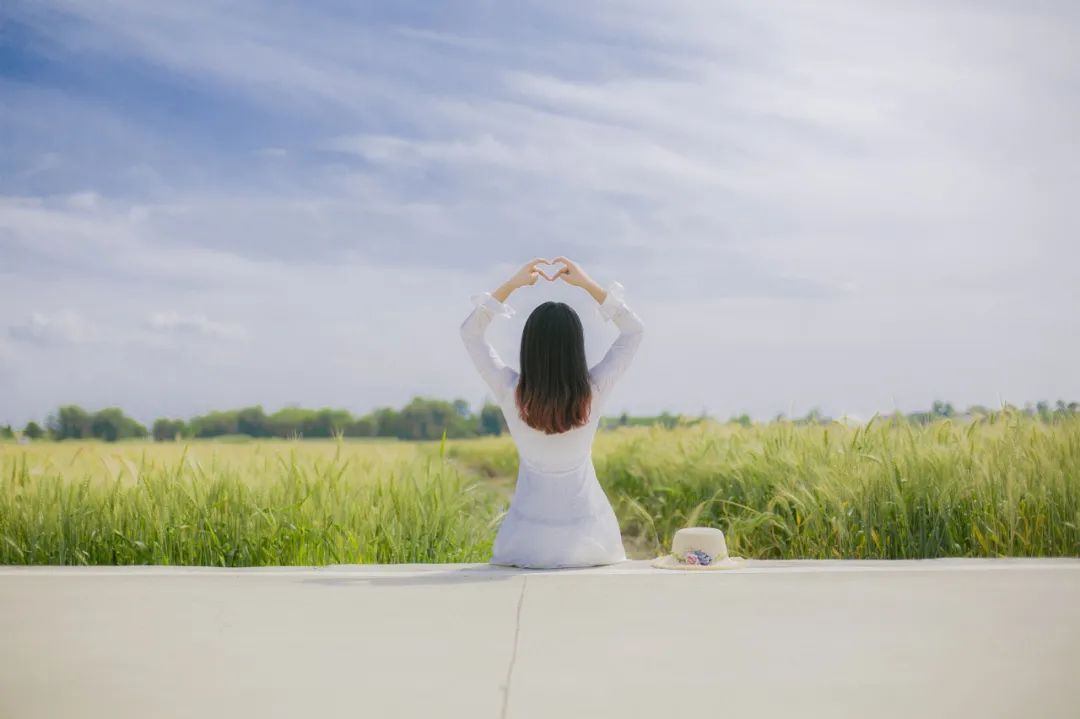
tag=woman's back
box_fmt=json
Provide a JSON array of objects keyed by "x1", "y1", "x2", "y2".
[
  {"x1": 499, "y1": 378, "x2": 603, "y2": 473},
  {"x1": 458, "y1": 259, "x2": 644, "y2": 568}
]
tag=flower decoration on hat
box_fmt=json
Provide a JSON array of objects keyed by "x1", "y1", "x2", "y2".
[{"x1": 678, "y1": 549, "x2": 713, "y2": 566}]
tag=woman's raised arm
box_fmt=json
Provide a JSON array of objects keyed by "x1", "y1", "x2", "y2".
[
  {"x1": 586, "y1": 280, "x2": 645, "y2": 402},
  {"x1": 459, "y1": 258, "x2": 549, "y2": 404},
  {"x1": 549, "y1": 257, "x2": 645, "y2": 404}
]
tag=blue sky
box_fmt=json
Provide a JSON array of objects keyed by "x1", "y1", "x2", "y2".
[{"x1": 1, "y1": 0, "x2": 1078, "y2": 426}]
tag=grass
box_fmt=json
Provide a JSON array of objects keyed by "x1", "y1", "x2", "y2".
[
  {"x1": 2, "y1": 410, "x2": 1078, "y2": 565},
  {"x1": 0, "y1": 440, "x2": 498, "y2": 565},
  {"x1": 598, "y1": 413, "x2": 1080, "y2": 559}
]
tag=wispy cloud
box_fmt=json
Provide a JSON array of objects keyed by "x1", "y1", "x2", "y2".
[
  {"x1": 7, "y1": 310, "x2": 96, "y2": 346},
  {"x1": 144, "y1": 312, "x2": 248, "y2": 341}
]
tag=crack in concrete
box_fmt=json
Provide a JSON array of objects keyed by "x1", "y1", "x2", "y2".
[{"x1": 500, "y1": 575, "x2": 528, "y2": 719}]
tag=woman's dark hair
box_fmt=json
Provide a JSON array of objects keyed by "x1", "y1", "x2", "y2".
[{"x1": 515, "y1": 301, "x2": 593, "y2": 434}]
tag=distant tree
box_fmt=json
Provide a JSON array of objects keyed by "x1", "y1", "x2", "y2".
[
  {"x1": 188, "y1": 410, "x2": 240, "y2": 438},
  {"x1": 23, "y1": 421, "x2": 45, "y2": 440},
  {"x1": 907, "y1": 400, "x2": 956, "y2": 425},
  {"x1": 1035, "y1": 401, "x2": 1052, "y2": 423},
  {"x1": 393, "y1": 396, "x2": 478, "y2": 440},
  {"x1": 343, "y1": 417, "x2": 376, "y2": 437},
  {"x1": 0, "y1": 424, "x2": 13, "y2": 439},
  {"x1": 931, "y1": 400, "x2": 955, "y2": 418},
  {"x1": 452, "y1": 399, "x2": 471, "y2": 418},
  {"x1": 478, "y1": 402, "x2": 508, "y2": 436},
  {"x1": 657, "y1": 411, "x2": 678, "y2": 429},
  {"x1": 370, "y1": 406, "x2": 402, "y2": 438},
  {"x1": 729, "y1": 413, "x2": 752, "y2": 428},
  {"x1": 1049, "y1": 400, "x2": 1079, "y2": 421},
  {"x1": 152, "y1": 418, "x2": 187, "y2": 441},
  {"x1": 236, "y1": 406, "x2": 270, "y2": 437},
  {"x1": 90, "y1": 408, "x2": 146, "y2": 442},
  {"x1": 304, "y1": 409, "x2": 355, "y2": 438},
  {"x1": 266, "y1": 407, "x2": 309, "y2": 437},
  {"x1": 47, "y1": 405, "x2": 92, "y2": 440}
]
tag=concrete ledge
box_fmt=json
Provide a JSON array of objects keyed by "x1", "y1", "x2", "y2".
[
  {"x1": 2, "y1": 560, "x2": 1079, "y2": 718},
  {"x1": 4, "y1": 557, "x2": 1079, "y2": 576}
]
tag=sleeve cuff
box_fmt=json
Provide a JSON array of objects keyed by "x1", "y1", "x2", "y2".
[
  {"x1": 470, "y1": 291, "x2": 516, "y2": 319},
  {"x1": 597, "y1": 280, "x2": 626, "y2": 321}
]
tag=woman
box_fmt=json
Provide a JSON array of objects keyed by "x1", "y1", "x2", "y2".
[{"x1": 459, "y1": 256, "x2": 645, "y2": 568}]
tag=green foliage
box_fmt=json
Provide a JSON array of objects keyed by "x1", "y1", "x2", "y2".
[
  {"x1": 601, "y1": 411, "x2": 1080, "y2": 559},
  {"x1": 45, "y1": 405, "x2": 144, "y2": 442},
  {"x1": 47, "y1": 405, "x2": 92, "y2": 439},
  {"x1": 0, "y1": 425, "x2": 13, "y2": 440},
  {"x1": 0, "y1": 442, "x2": 498, "y2": 565},
  {"x1": 152, "y1": 418, "x2": 188, "y2": 442},
  {"x1": 478, "y1": 402, "x2": 509, "y2": 436},
  {"x1": 598, "y1": 411, "x2": 699, "y2": 430},
  {"x1": 370, "y1": 397, "x2": 478, "y2": 440},
  {"x1": 3, "y1": 410, "x2": 1076, "y2": 565},
  {"x1": 159, "y1": 398, "x2": 502, "y2": 441},
  {"x1": 22, "y1": 421, "x2": 45, "y2": 440},
  {"x1": 188, "y1": 409, "x2": 241, "y2": 438},
  {"x1": 89, "y1": 408, "x2": 146, "y2": 442},
  {"x1": 905, "y1": 399, "x2": 957, "y2": 425},
  {"x1": 24, "y1": 398, "x2": 1079, "y2": 446}
]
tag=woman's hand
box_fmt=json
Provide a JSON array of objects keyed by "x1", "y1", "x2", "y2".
[
  {"x1": 492, "y1": 257, "x2": 550, "y2": 303},
  {"x1": 550, "y1": 256, "x2": 606, "y2": 303}
]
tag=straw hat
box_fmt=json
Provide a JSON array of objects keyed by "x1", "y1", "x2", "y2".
[{"x1": 651, "y1": 527, "x2": 745, "y2": 570}]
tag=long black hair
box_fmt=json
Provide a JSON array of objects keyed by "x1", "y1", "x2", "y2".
[{"x1": 515, "y1": 301, "x2": 593, "y2": 434}]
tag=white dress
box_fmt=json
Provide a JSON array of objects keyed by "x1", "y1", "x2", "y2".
[{"x1": 459, "y1": 280, "x2": 645, "y2": 569}]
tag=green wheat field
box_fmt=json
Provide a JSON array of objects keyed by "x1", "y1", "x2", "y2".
[{"x1": 2, "y1": 410, "x2": 1078, "y2": 565}]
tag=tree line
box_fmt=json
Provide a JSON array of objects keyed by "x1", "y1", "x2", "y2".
[
  {"x1": 3, "y1": 398, "x2": 1077, "y2": 443},
  {"x1": 2, "y1": 397, "x2": 512, "y2": 443},
  {"x1": 729, "y1": 399, "x2": 1080, "y2": 427}
]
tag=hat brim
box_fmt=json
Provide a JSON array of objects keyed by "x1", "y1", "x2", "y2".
[{"x1": 650, "y1": 554, "x2": 746, "y2": 570}]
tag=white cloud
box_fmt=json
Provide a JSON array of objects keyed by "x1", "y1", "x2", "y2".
[
  {"x1": 144, "y1": 312, "x2": 248, "y2": 341},
  {"x1": 66, "y1": 191, "x2": 102, "y2": 211},
  {"x1": 7, "y1": 310, "x2": 96, "y2": 346}
]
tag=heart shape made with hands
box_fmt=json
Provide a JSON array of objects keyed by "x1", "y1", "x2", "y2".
[{"x1": 535, "y1": 261, "x2": 568, "y2": 281}]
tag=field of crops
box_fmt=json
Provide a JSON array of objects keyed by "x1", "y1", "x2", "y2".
[{"x1": 2, "y1": 411, "x2": 1078, "y2": 565}]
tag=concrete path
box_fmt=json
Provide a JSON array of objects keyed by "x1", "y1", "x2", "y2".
[{"x1": 2, "y1": 559, "x2": 1079, "y2": 718}]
